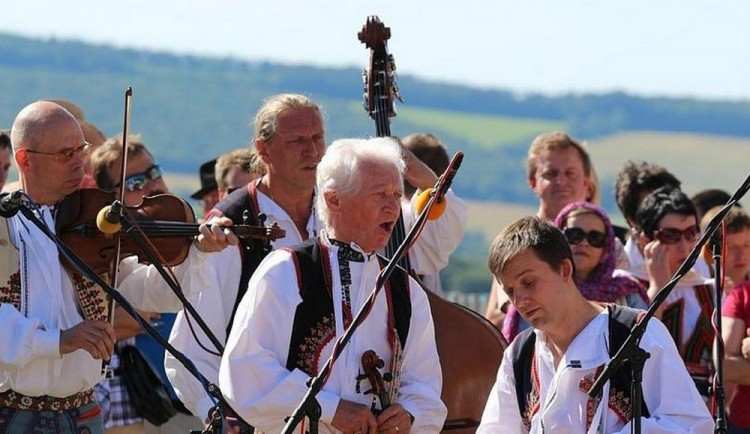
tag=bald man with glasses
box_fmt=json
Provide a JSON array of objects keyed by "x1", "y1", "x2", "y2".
[{"x1": 0, "y1": 101, "x2": 226, "y2": 433}]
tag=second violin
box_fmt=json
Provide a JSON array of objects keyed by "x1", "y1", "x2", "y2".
[{"x1": 56, "y1": 188, "x2": 285, "y2": 274}]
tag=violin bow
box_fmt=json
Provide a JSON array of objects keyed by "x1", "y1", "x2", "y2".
[
  {"x1": 112, "y1": 86, "x2": 133, "y2": 282},
  {"x1": 102, "y1": 87, "x2": 132, "y2": 377}
]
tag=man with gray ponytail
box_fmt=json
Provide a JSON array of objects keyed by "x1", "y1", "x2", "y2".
[{"x1": 219, "y1": 137, "x2": 446, "y2": 434}]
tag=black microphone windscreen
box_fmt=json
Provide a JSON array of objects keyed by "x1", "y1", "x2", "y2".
[{"x1": 0, "y1": 190, "x2": 23, "y2": 218}]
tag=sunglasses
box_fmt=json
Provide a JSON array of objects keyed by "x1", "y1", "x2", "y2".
[
  {"x1": 24, "y1": 142, "x2": 90, "y2": 163},
  {"x1": 653, "y1": 225, "x2": 700, "y2": 245},
  {"x1": 116, "y1": 164, "x2": 163, "y2": 192},
  {"x1": 563, "y1": 227, "x2": 607, "y2": 248}
]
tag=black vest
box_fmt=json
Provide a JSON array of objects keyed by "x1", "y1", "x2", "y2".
[
  {"x1": 213, "y1": 182, "x2": 272, "y2": 339},
  {"x1": 284, "y1": 238, "x2": 412, "y2": 375}
]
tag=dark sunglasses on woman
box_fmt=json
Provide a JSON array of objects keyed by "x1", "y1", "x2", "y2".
[
  {"x1": 563, "y1": 227, "x2": 607, "y2": 248},
  {"x1": 652, "y1": 226, "x2": 700, "y2": 245}
]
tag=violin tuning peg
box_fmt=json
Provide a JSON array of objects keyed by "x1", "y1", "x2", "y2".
[
  {"x1": 383, "y1": 373, "x2": 392, "y2": 382},
  {"x1": 257, "y1": 213, "x2": 267, "y2": 225}
]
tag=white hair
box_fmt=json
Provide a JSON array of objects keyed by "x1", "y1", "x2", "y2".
[{"x1": 316, "y1": 137, "x2": 405, "y2": 224}]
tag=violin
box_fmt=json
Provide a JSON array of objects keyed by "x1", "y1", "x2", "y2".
[
  {"x1": 56, "y1": 188, "x2": 285, "y2": 274},
  {"x1": 361, "y1": 349, "x2": 391, "y2": 413}
]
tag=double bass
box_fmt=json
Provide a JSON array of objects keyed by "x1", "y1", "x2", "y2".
[{"x1": 358, "y1": 16, "x2": 508, "y2": 432}]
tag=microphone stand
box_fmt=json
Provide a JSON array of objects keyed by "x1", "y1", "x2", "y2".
[
  {"x1": 281, "y1": 152, "x2": 464, "y2": 434},
  {"x1": 15, "y1": 201, "x2": 249, "y2": 432},
  {"x1": 588, "y1": 172, "x2": 750, "y2": 434},
  {"x1": 712, "y1": 238, "x2": 728, "y2": 434}
]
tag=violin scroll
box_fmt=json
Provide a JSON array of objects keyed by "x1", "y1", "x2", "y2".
[
  {"x1": 361, "y1": 349, "x2": 391, "y2": 410},
  {"x1": 231, "y1": 221, "x2": 285, "y2": 243}
]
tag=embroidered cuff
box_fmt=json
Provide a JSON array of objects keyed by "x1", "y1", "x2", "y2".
[{"x1": 34, "y1": 328, "x2": 61, "y2": 358}]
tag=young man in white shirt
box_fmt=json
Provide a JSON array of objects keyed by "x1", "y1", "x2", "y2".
[{"x1": 478, "y1": 216, "x2": 712, "y2": 433}]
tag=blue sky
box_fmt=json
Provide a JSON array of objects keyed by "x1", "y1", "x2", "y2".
[{"x1": 4, "y1": 0, "x2": 749, "y2": 100}]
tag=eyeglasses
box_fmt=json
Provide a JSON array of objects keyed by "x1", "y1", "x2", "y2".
[
  {"x1": 563, "y1": 227, "x2": 607, "y2": 248},
  {"x1": 23, "y1": 142, "x2": 90, "y2": 163},
  {"x1": 653, "y1": 225, "x2": 700, "y2": 245},
  {"x1": 116, "y1": 164, "x2": 163, "y2": 192}
]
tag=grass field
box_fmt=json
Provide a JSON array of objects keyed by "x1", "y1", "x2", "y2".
[
  {"x1": 464, "y1": 199, "x2": 537, "y2": 241},
  {"x1": 397, "y1": 106, "x2": 567, "y2": 149}
]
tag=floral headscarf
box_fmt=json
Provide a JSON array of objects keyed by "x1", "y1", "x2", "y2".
[
  {"x1": 501, "y1": 202, "x2": 648, "y2": 342},
  {"x1": 555, "y1": 201, "x2": 648, "y2": 303}
]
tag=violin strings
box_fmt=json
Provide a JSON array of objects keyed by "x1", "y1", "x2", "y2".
[{"x1": 84, "y1": 220, "x2": 273, "y2": 240}]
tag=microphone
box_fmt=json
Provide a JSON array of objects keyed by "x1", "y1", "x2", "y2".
[
  {"x1": 96, "y1": 202, "x2": 123, "y2": 234},
  {"x1": 0, "y1": 190, "x2": 23, "y2": 218},
  {"x1": 413, "y1": 152, "x2": 464, "y2": 221}
]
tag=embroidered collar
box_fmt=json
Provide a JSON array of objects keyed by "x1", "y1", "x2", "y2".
[{"x1": 328, "y1": 238, "x2": 370, "y2": 262}]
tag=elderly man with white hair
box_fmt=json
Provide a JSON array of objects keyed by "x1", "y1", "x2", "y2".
[{"x1": 219, "y1": 137, "x2": 447, "y2": 434}]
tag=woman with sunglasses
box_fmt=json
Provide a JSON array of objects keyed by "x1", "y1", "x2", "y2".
[
  {"x1": 631, "y1": 186, "x2": 715, "y2": 404},
  {"x1": 555, "y1": 201, "x2": 649, "y2": 307},
  {"x1": 500, "y1": 201, "x2": 648, "y2": 342}
]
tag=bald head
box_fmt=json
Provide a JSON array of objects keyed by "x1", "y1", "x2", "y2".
[
  {"x1": 11, "y1": 101, "x2": 86, "y2": 205},
  {"x1": 11, "y1": 101, "x2": 82, "y2": 153}
]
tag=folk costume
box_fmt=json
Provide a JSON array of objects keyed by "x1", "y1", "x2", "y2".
[
  {"x1": 166, "y1": 180, "x2": 464, "y2": 420},
  {"x1": 478, "y1": 307, "x2": 713, "y2": 433},
  {"x1": 218, "y1": 234, "x2": 446, "y2": 433},
  {"x1": 166, "y1": 181, "x2": 326, "y2": 419},
  {"x1": 623, "y1": 237, "x2": 715, "y2": 399},
  {"x1": 0, "y1": 206, "x2": 210, "y2": 433}
]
